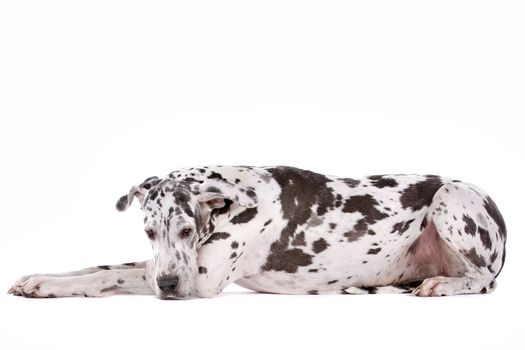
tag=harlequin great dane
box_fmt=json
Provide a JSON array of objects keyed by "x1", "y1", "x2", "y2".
[{"x1": 9, "y1": 166, "x2": 506, "y2": 299}]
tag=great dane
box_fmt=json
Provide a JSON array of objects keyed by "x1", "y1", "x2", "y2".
[{"x1": 9, "y1": 166, "x2": 506, "y2": 298}]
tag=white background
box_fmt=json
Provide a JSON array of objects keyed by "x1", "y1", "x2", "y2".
[{"x1": 1, "y1": 1, "x2": 524, "y2": 349}]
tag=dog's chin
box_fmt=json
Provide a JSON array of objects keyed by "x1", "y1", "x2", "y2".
[{"x1": 157, "y1": 291, "x2": 189, "y2": 300}]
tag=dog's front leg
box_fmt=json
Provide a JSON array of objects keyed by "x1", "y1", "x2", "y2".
[
  {"x1": 9, "y1": 262, "x2": 154, "y2": 298},
  {"x1": 11, "y1": 260, "x2": 149, "y2": 287}
]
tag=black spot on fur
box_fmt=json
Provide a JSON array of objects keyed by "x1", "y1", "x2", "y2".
[
  {"x1": 262, "y1": 248, "x2": 313, "y2": 273},
  {"x1": 312, "y1": 238, "x2": 329, "y2": 253},
  {"x1": 230, "y1": 207, "x2": 258, "y2": 224},
  {"x1": 208, "y1": 171, "x2": 224, "y2": 180},
  {"x1": 328, "y1": 280, "x2": 338, "y2": 285},
  {"x1": 334, "y1": 194, "x2": 343, "y2": 207},
  {"x1": 172, "y1": 189, "x2": 194, "y2": 218},
  {"x1": 399, "y1": 176, "x2": 443, "y2": 211},
  {"x1": 368, "y1": 175, "x2": 399, "y2": 188},
  {"x1": 149, "y1": 190, "x2": 159, "y2": 201},
  {"x1": 231, "y1": 241, "x2": 239, "y2": 249},
  {"x1": 198, "y1": 266, "x2": 207, "y2": 274},
  {"x1": 245, "y1": 188, "x2": 257, "y2": 200},
  {"x1": 307, "y1": 290, "x2": 318, "y2": 295},
  {"x1": 141, "y1": 176, "x2": 161, "y2": 189},
  {"x1": 341, "y1": 178, "x2": 360, "y2": 188},
  {"x1": 98, "y1": 265, "x2": 110, "y2": 270},
  {"x1": 262, "y1": 167, "x2": 334, "y2": 273},
  {"x1": 117, "y1": 279, "x2": 124, "y2": 284},
  {"x1": 100, "y1": 285, "x2": 120, "y2": 293},
  {"x1": 343, "y1": 194, "x2": 388, "y2": 224},
  {"x1": 203, "y1": 232, "x2": 231, "y2": 245},
  {"x1": 391, "y1": 219, "x2": 415, "y2": 235},
  {"x1": 343, "y1": 219, "x2": 369, "y2": 242},
  {"x1": 462, "y1": 248, "x2": 487, "y2": 268},
  {"x1": 483, "y1": 196, "x2": 506, "y2": 240},
  {"x1": 291, "y1": 232, "x2": 306, "y2": 246},
  {"x1": 116, "y1": 195, "x2": 129, "y2": 211},
  {"x1": 478, "y1": 227, "x2": 492, "y2": 250},
  {"x1": 367, "y1": 247, "x2": 381, "y2": 255},
  {"x1": 462, "y1": 214, "x2": 477, "y2": 236}
]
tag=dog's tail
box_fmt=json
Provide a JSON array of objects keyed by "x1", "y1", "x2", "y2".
[{"x1": 344, "y1": 280, "x2": 422, "y2": 295}]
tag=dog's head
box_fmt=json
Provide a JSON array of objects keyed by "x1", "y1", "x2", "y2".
[{"x1": 116, "y1": 174, "x2": 257, "y2": 299}]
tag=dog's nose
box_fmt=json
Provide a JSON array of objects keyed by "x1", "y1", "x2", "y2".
[{"x1": 157, "y1": 276, "x2": 179, "y2": 292}]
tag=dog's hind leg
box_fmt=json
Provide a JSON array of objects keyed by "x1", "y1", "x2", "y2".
[
  {"x1": 9, "y1": 261, "x2": 154, "y2": 298},
  {"x1": 345, "y1": 182, "x2": 506, "y2": 297},
  {"x1": 411, "y1": 183, "x2": 506, "y2": 297}
]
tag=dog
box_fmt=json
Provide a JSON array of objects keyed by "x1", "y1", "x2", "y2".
[{"x1": 9, "y1": 166, "x2": 506, "y2": 299}]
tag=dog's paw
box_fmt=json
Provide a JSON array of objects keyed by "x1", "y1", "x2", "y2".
[
  {"x1": 413, "y1": 276, "x2": 456, "y2": 297},
  {"x1": 9, "y1": 274, "x2": 43, "y2": 294},
  {"x1": 9, "y1": 275, "x2": 60, "y2": 298},
  {"x1": 9, "y1": 274, "x2": 40, "y2": 295}
]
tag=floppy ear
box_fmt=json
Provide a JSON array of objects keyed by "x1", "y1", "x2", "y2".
[
  {"x1": 196, "y1": 182, "x2": 258, "y2": 210},
  {"x1": 115, "y1": 176, "x2": 161, "y2": 211}
]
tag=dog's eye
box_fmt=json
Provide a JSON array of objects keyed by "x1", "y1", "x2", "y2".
[
  {"x1": 180, "y1": 227, "x2": 192, "y2": 238},
  {"x1": 145, "y1": 229, "x2": 156, "y2": 240}
]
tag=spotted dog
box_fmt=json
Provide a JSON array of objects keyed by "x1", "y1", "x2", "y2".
[{"x1": 9, "y1": 166, "x2": 506, "y2": 298}]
